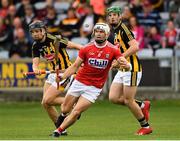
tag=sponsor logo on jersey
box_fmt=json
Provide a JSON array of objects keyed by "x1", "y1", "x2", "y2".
[
  {"x1": 44, "y1": 53, "x2": 55, "y2": 61},
  {"x1": 88, "y1": 58, "x2": 108, "y2": 69}
]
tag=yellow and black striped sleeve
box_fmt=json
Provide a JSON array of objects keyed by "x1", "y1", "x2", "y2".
[
  {"x1": 32, "y1": 42, "x2": 40, "y2": 58},
  {"x1": 47, "y1": 33, "x2": 68, "y2": 48},
  {"x1": 121, "y1": 23, "x2": 135, "y2": 43},
  {"x1": 53, "y1": 34, "x2": 68, "y2": 48},
  {"x1": 59, "y1": 37, "x2": 68, "y2": 48}
]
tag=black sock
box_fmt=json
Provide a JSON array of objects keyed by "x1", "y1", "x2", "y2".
[
  {"x1": 138, "y1": 117, "x2": 149, "y2": 128},
  {"x1": 135, "y1": 99, "x2": 143, "y2": 107},
  {"x1": 55, "y1": 113, "x2": 67, "y2": 128}
]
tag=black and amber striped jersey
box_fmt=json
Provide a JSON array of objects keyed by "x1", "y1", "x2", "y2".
[
  {"x1": 32, "y1": 33, "x2": 72, "y2": 70},
  {"x1": 108, "y1": 21, "x2": 142, "y2": 72}
]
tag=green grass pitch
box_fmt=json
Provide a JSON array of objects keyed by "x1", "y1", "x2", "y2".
[{"x1": 0, "y1": 100, "x2": 180, "y2": 140}]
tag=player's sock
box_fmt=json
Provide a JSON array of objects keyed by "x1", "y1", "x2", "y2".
[
  {"x1": 53, "y1": 127, "x2": 65, "y2": 137},
  {"x1": 55, "y1": 113, "x2": 67, "y2": 128},
  {"x1": 57, "y1": 127, "x2": 64, "y2": 133},
  {"x1": 135, "y1": 99, "x2": 144, "y2": 108},
  {"x1": 138, "y1": 117, "x2": 150, "y2": 128}
]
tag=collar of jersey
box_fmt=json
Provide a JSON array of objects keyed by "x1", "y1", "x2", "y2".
[
  {"x1": 94, "y1": 40, "x2": 108, "y2": 48},
  {"x1": 114, "y1": 21, "x2": 122, "y2": 30}
]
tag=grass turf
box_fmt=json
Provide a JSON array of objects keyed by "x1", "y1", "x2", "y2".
[{"x1": 0, "y1": 100, "x2": 180, "y2": 140}]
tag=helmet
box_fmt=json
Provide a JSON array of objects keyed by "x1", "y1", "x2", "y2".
[
  {"x1": 106, "y1": 6, "x2": 122, "y2": 15},
  {"x1": 29, "y1": 20, "x2": 46, "y2": 32},
  {"x1": 93, "y1": 23, "x2": 110, "y2": 35}
]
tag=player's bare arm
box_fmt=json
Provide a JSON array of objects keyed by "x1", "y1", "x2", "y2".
[
  {"x1": 117, "y1": 56, "x2": 132, "y2": 71},
  {"x1": 122, "y1": 39, "x2": 139, "y2": 58},
  {"x1": 67, "y1": 41, "x2": 83, "y2": 50},
  {"x1": 32, "y1": 57, "x2": 40, "y2": 74},
  {"x1": 110, "y1": 59, "x2": 120, "y2": 69},
  {"x1": 61, "y1": 57, "x2": 83, "y2": 80}
]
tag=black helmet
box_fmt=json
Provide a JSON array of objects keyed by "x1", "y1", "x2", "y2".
[{"x1": 29, "y1": 20, "x2": 46, "y2": 32}]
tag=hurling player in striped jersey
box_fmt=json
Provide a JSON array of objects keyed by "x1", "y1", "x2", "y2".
[
  {"x1": 106, "y1": 6, "x2": 152, "y2": 135},
  {"x1": 29, "y1": 20, "x2": 82, "y2": 135}
]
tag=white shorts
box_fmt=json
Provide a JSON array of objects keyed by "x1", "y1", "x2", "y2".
[
  {"x1": 67, "y1": 80, "x2": 102, "y2": 103},
  {"x1": 45, "y1": 73, "x2": 74, "y2": 91},
  {"x1": 112, "y1": 71, "x2": 142, "y2": 86}
]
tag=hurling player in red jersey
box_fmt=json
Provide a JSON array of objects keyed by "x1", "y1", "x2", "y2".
[{"x1": 52, "y1": 23, "x2": 132, "y2": 137}]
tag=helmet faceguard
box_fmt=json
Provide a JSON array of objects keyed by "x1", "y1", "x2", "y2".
[
  {"x1": 106, "y1": 6, "x2": 122, "y2": 27},
  {"x1": 93, "y1": 23, "x2": 110, "y2": 44},
  {"x1": 29, "y1": 20, "x2": 46, "y2": 42},
  {"x1": 93, "y1": 23, "x2": 110, "y2": 38}
]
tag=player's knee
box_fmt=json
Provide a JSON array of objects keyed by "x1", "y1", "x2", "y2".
[
  {"x1": 109, "y1": 96, "x2": 124, "y2": 105},
  {"x1": 41, "y1": 100, "x2": 49, "y2": 109},
  {"x1": 41, "y1": 98, "x2": 52, "y2": 107},
  {"x1": 109, "y1": 96, "x2": 118, "y2": 104}
]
